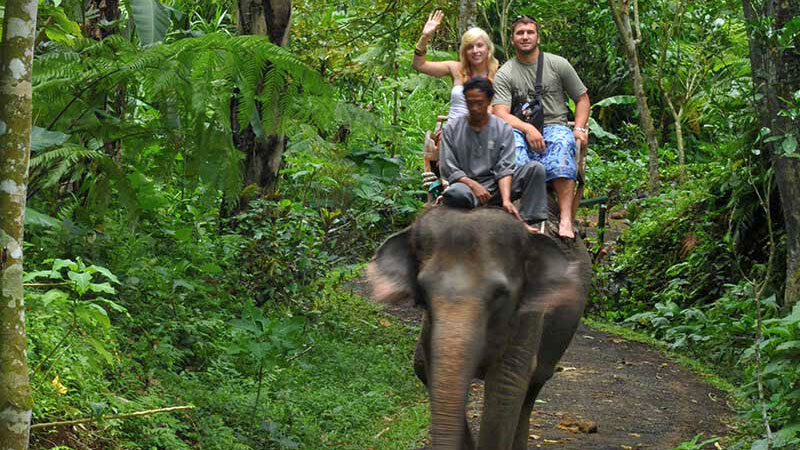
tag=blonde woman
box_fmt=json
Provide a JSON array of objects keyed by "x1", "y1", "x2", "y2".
[{"x1": 412, "y1": 10, "x2": 499, "y2": 121}]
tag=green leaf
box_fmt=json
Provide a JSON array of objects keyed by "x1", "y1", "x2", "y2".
[
  {"x1": 46, "y1": 5, "x2": 81, "y2": 36},
  {"x1": 89, "y1": 282, "x2": 116, "y2": 294},
  {"x1": 25, "y1": 207, "x2": 61, "y2": 228},
  {"x1": 130, "y1": 0, "x2": 170, "y2": 46},
  {"x1": 174, "y1": 227, "x2": 193, "y2": 241},
  {"x1": 31, "y1": 127, "x2": 69, "y2": 151},
  {"x1": 775, "y1": 340, "x2": 800, "y2": 354},
  {"x1": 24, "y1": 269, "x2": 62, "y2": 282},
  {"x1": 199, "y1": 262, "x2": 223, "y2": 275},
  {"x1": 68, "y1": 271, "x2": 92, "y2": 295},
  {"x1": 128, "y1": 171, "x2": 169, "y2": 210},
  {"x1": 781, "y1": 134, "x2": 798, "y2": 154},
  {"x1": 85, "y1": 303, "x2": 111, "y2": 330},
  {"x1": 38, "y1": 289, "x2": 69, "y2": 307},
  {"x1": 89, "y1": 401, "x2": 107, "y2": 419},
  {"x1": 588, "y1": 117, "x2": 620, "y2": 141},
  {"x1": 172, "y1": 279, "x2": 196, "y2": 292},
  {"x1": 230, "y1": 319, "x2": 259, "y2": 334},
  {"x1": 592, "y1": 95, "x2": 637, "y2": 108},
  {"x1": 44, "y1": 27, "x2": 70, "y2": 43},
  {"x1": 778, "y1": 17, "x2": 800, "y2": 45},
  {"x1": 95, "y1": 298, "x2": 129, "y2": 315},
  {"x1": 87, "y1": 265, "x2": 120, "y2": 284},
  {"x1": 160, "y1": 3, "x2": 184, "y2": 21},
  {"x1": 775, "y1": 423, "x2": 800, "y2": 446},
  {"x1": 52, "y1": 258, "x2": 77, "y2": 272},
  {"x1": 87, "y1": 337, "x2": 114, "y2": 364}
]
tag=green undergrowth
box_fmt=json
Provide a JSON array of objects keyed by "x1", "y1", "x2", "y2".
[
  {"x1": 588, "y1": 160, "x2": 800, "y2": 449},
  {"x1": 27, "y1": 253, "x2": 428, "y2": 449},
  {"x1": 149, "y1": 269, "x2": 429, "y2": 450}
]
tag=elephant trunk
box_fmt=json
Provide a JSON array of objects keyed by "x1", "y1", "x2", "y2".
[{"x1": 429, "y1": 296, "x2": 485, "y2": 449}]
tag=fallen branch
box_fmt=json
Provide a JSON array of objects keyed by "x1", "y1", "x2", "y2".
[
  {"x1": 30, "y1": 405, "x2": 195, "y2": 430},
  {"x1": 287, "y1": 345, "x2": 314, "y2": 362}
]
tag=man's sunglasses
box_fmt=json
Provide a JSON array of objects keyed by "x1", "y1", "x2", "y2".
[{"x1": 511, "y1": 14, "x2": 537, "y2": 26}]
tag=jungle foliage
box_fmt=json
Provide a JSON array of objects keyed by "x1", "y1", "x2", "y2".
[{"x1": 1, "y1": 0, "x2": 798, "y2": 449}]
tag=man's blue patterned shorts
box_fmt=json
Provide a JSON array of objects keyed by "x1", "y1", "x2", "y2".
[{"x1": 513, "y1": 124, "x2": 577, "y2": 182}]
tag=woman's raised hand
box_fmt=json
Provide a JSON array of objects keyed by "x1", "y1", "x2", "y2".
[{"x1": 422, "y1": 10, "x2": 444, "y2": 37}]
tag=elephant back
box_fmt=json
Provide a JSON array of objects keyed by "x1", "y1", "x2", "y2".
[{"x1": 544, "y1": 198, "x2": 593, "y2": 298}]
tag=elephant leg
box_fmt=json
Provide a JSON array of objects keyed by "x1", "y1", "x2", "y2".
[
  {"x1": 413, "y1": 335, "x2": 428, "y2": 386},
  {"x1": 511, "y1": 382, "x2": 545, "y2": 450},
  {"x1": 477, "y1": 311, "x2": 545, "y2": 450},
  {"x1": 414, "y1": 314, "x2": 432, "y2": 387},
  {"x1": 477, "y1": 360, "x2": 535, "y2": 449},
  {"x1": 510, "y1": 304, "x2": 583, "y2": 450}
]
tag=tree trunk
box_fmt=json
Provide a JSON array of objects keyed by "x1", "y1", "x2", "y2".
[
  {"x1": 608, "y1": 0, "x2": 660, "y2": 194},
  {"x1": 671, "y1": 107, "x2": 686, "y2": 183},
  {"x1": 233, "y1": 0, "x2": 292, "y2": 201},
  {"x1": 0, "y1": 0, "x2": 38, "y2": 448},
  {"x1": 774, "y1": 159, "x2": 800, "y2": 307},
  {"x1": 459, "y1": 0, "x2": 477, "y2": 37},
  {"x1": 83, "y1": 0, "x2": 121, "y2": 40},
  {"x1": 742, "y1": 0, "x2": 800, "y2": 308},
  {"x1": 85, "y1": 0, "x2": 125, "y2": 160},
  {"x1": 495, "y1": 0, "x2": 512, "y2": 58}
]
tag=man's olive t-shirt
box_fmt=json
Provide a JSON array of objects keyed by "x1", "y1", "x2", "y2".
[{"x1": 492, "y1": 52, "x2": 587, "y2": 126}]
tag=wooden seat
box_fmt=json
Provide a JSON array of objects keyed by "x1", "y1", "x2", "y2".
[
  {"x1": 567, "y1": 121, "x2": 588, "y2": 219},
  {"x1": 423, "y1": 115, "x2": 448, "y2": 203}
]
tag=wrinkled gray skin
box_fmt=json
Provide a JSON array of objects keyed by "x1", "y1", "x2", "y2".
[{"x1": 368, "y1": 206, "x2": 589, "y2": 450}]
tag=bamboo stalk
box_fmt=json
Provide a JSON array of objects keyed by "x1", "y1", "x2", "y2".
[{"x1": 30, "y1": 405, "x2": 195, "y2": 430}]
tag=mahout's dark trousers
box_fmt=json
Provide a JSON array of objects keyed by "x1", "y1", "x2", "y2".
[{"x1": 442, "y1": 161, "x2": 547, "y2": 223}]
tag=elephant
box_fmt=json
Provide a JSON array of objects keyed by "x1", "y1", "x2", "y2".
[{"x1": 368, "y1": 205, "x2": 589, "y2": 450}]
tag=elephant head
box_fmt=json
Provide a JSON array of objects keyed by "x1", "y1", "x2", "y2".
[{"x1": 368, "y1": 206, "x2": 586, "y2": 450}]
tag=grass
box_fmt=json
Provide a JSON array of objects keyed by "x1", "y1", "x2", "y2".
[
  {"x1": 200, "y1": 266, "x2": 430, "y2": 450},
  {"x1": 271, "y1": 266, "x2": 430, "y2": 449}
]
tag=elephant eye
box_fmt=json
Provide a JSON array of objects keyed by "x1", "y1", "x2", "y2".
[{"x1": 492, "y1": 285, "x2": 510, "y2": 299}]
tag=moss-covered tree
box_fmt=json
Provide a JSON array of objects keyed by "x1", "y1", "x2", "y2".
[
  {"x1": 459, "y1": 0, "x2": 477, "y2": 37},
  {"x1": 742, "y1": 0, "x2": 800, "y2": 307},
  {"x1": 0, "y1": 0, "x2": 38, "y2": 448}
]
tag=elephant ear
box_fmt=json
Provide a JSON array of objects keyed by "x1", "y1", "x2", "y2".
[
  {"x1": 367, "y1": 228, "x2": 418, "y2": 304},
  {"x1": 522, "y1": 234, "x2": 582, "y2": 309}
]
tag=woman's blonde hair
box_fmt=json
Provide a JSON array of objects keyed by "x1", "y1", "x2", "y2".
[{"x1": 459, "y1": 27, "x2": 499, "y2": 81}]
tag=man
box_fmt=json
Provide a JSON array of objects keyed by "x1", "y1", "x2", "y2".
[
  {"x1": 440, "y1": 76, "x2": 547, "y2": 233},
  {"x1": 492, "y1": 15, "x2": 590, "y2": 239}
]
